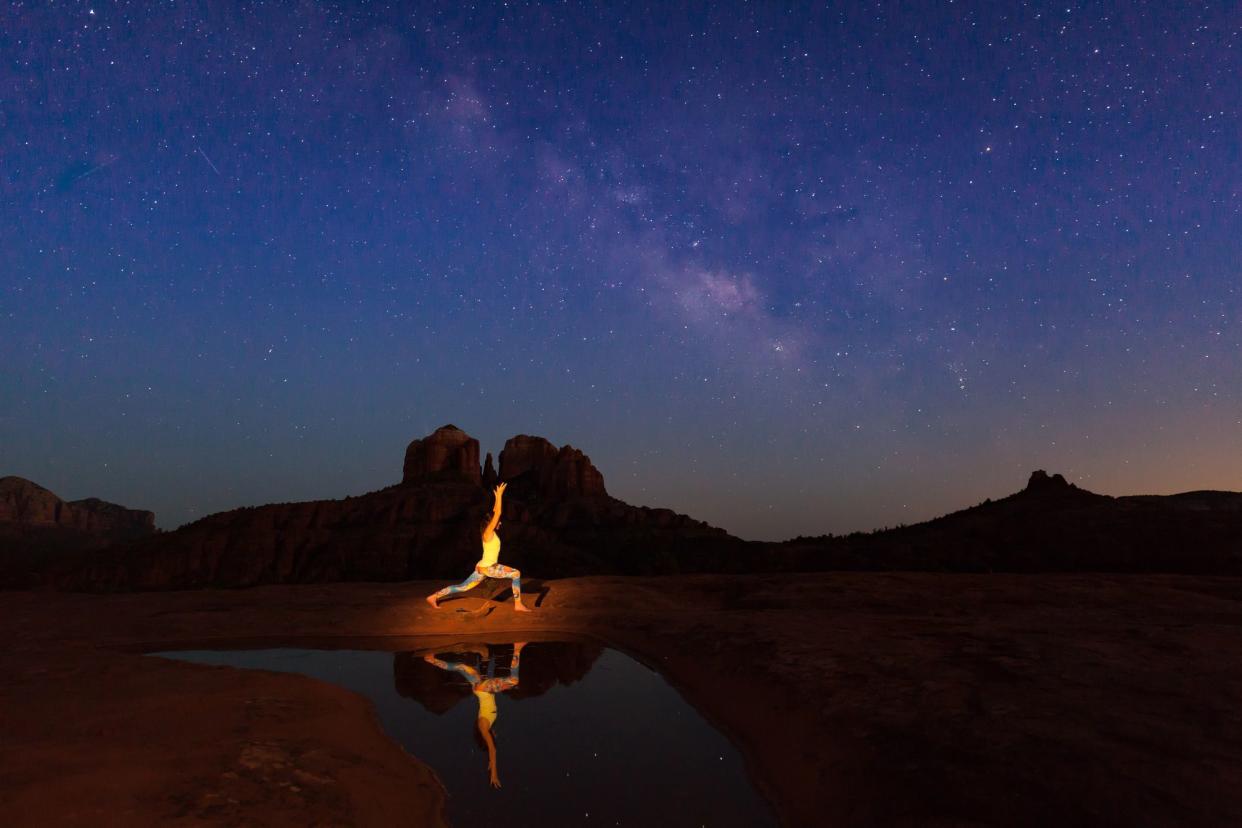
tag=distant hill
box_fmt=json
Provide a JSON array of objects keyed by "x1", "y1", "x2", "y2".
[
  {"x1": 749, "y1": 470, "x2": 1242, "y2": 575},
  {"x1": 8, "y1": 429, "x2": 1242, "y2": 591},
  {"x1": 0, "y1": 476, "x2": 156, "y2": 587}
]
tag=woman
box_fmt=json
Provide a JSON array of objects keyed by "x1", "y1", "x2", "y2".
[
  {"x1": 426, "y1": 481, "x2": 532, "y2": 612},
  {"x1": 423, "y1": 641, "x2": 526, "y2": 788}
]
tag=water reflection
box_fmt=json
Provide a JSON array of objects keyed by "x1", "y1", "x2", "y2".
[
  {"x1": 392, "y1": 639, "x2": 603, "y2": 710},
  {"x1": 424, "y1": 642, "x2": 526, "y2": 788},
  {"x1": 394, "y1": 640, "x2": 603, "y2": 789},
  {"x1": 154, "y1": 640, "x2": 774, "y2": 827}
]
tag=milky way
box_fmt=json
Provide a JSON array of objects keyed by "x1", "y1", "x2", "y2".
[{"x1": 1, "y1": 2, "x2": 1238, "y2": 540}]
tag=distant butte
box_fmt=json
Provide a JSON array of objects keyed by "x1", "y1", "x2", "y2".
[
  {"x1": 402, "y1": 424, "x2": 482, "y2": 485},
  {"x1": 401, "y1": 425, "x2": 608, "y2": 500},
  {"x1": 497, "y1": 433, "x2": 607, "y2": 500},
  {"x1": 1024, "y1": 469, "x2": 1077, "y2": 493}
]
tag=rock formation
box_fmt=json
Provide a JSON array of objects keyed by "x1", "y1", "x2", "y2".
[
  {"x1": 1024, "y1": 469, "x2": 1077, "y2": 494},
  {"x1": 0, "y1": 476, "x2": 155, "y2": 538},
  {"x1": 402, "y1": 424, "x2": 481, "y2": 485},
  {"x1": 0, "y1": 476, "x2": 62, "y2": 526},
  {"x1": 51, "y1": 425, "x2": 734, "y2": 590},
  {"x1": 498, "y1": 435, "x2": 607, "y2": 499},
  {"x1": 32, "y1": 440, "x2": 1242, "y2": 592},
  {"x1": 0, "y1": 476, "x2": 156, "y2": 588},
  {"x1": 61, "y1": 498, "x2": 157, "y2": 536},
  {"x1": 481, "y1": 452, "x2": 497, "y2": 490}
]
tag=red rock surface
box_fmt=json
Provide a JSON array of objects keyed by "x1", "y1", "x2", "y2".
[
  {"x1": 0, "y1": 476, "x2": 62, "y2": 525},
  {"x1": 2, "y1": 573, "x2": 1242, "y2": 827}
]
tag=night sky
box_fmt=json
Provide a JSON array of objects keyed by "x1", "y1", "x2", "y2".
[{"x1": 2, "y1": 2, "x2": 1239, "y2": 541}]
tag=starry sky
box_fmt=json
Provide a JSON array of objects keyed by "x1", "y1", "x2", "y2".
[{"x1": 2, "y1": 1, "x2": 1239, "y2": 541}]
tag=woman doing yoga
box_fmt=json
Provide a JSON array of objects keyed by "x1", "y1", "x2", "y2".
[{"x1": 426, "y1": 481, "x2": 532, "y2": 612}]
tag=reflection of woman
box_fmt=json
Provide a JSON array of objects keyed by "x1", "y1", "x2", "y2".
[
  {"x1": 426, "y1": 482, "x2": 532, "y2": 612},
  {"x1": 424, "y1": 642, "x2": 526, "y2": 788}
]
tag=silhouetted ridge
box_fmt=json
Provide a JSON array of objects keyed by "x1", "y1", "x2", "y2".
[
  {"x1": 17, "y1": 449, "x2": 1242, "y2": 592},
  {"x1": 763, "y1": 470, "x2": 1242, "y2": 575},
  {"x1": 49, "y1": 425, "x2": 733, "y2": 591}
]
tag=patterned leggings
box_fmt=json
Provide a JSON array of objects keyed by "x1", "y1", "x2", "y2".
[
  {"x1": 432, "y1": 563, "x2": 522, "y2": 602},
  {"x1": 432, "y1": 649, "x2": 522, "y2": 691}
]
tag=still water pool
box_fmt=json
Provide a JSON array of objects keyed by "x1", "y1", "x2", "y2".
[{"x1": 153, "y1": 641, "x2": 776, "y2": 827}]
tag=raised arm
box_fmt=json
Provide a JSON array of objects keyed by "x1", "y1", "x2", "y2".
[
  {"x1": 481, "y1": 723, "x2": 501, "y2": 788},
  {"x1": 482, "y1": 481, "x2": 506, "y2": 539}
]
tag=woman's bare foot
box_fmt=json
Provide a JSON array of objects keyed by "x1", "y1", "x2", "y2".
[
  {"x1": 425, "y1": 595, "x2": 439, "y2": 609},
  {"x1": 514, "y1": 601, "x2": 532, "y2": 613}
]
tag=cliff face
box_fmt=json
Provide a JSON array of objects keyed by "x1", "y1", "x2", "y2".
[
  {"x1": 402, "y1": 425, "x2": 481, "y2": 485},
  {"x1": 0, "y1": 476, "x2": 155, "y2": 537},
  {"x1": 498, "y1": 435, "x2": 607, "y2": 500},
  {"x1": 0, "y1": 477, "x2": 62, "y2": 526}
]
